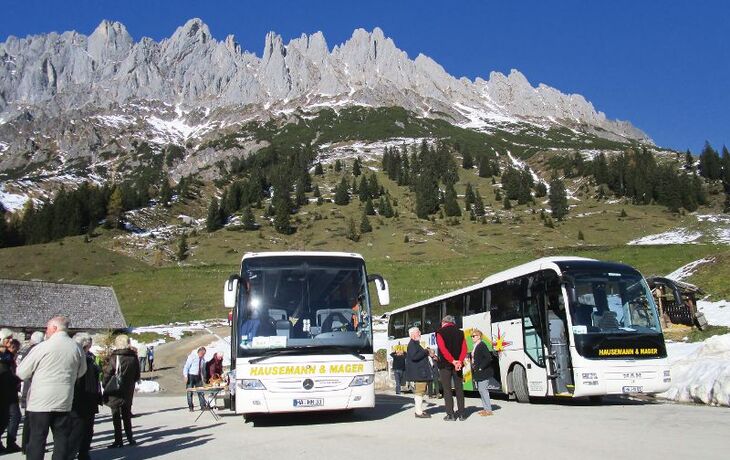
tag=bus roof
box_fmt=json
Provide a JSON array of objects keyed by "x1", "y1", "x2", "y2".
[
  {"x1": 240, "y1": 251, "x2": 364, "y2": 263},
  {"x1": 481, "y1": 256, "x2": 596, "y2": 285},
  {"x1": 388, "y1": 256, "x2": 596, "y2": 316}
]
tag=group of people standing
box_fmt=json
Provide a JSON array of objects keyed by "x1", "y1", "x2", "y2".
[
  {"x1": 399, "y1": 315, "x2": 497, "y2": 420},
  {"x1": 183, "y1": 348, "x2": 224, "y2": 411},
  {"x1": 0, "y1": 316, "x2": 142, "y2": 458}
]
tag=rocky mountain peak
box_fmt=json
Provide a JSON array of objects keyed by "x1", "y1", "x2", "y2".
[{"x1": 88, "y1": 20, "x2": 133, "y2": 63}]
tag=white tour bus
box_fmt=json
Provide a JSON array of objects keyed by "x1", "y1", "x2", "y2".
[
  {"x1": 224, "y1": 251, "x2": 389, "y2": 416},
  {"x1": 387, "y1": 257, "x2": 671, "y2": 402}
]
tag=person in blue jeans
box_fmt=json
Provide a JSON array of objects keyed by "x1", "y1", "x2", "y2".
[
  {"x1": 470, "y1": 329, "x2": 496, "y2": 416},
  {"x1": 390, "y1": 349, "x2": 406, "y2": 394},
  {"x1": 183, "y1": 347, "x2": 208, "y2": 411}
]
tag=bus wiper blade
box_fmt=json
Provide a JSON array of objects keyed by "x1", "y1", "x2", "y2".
[
  {"x1": 306, "y1": 345, "x2": 366, "y2": 361},
  {"x1": 248, "y1": 348, "x2": 310, "y2": 364}
]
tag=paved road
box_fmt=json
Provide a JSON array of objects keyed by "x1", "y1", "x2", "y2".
[{"x1": 6, "y1": 393, "x2": 728, "y2": 460}]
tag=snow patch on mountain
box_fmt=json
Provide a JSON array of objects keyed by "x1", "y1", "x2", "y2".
[
  {"x1": 318, "y1": 137, "x2": 433, "y2": 165},
  {"x1": 0, "y1": 184, "x2": 31, "y2": 212},
  {"x1": 627, "y1": 229, "x2": 703, "y2": 245},
  {"x1": 665, "y1": 258, "x2": 714, "y2": 281}
]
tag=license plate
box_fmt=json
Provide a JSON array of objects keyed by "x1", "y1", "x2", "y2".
[
  {"x1": 622, "y1": 386, "x2": 643, "y2": 393},
  {"x1": 293, "y1": 398, "x2": 324, "y2": 407}
]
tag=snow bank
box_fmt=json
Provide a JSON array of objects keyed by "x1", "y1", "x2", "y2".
[
  {"x1": 130, "y1": 319, "x2": 227, "y2": 341},
  {"x1": 665, "y1": 258, "x2": 714, "y2": 281},
  {"x1": 136, "y1": 380, "x2": 161, "y2": 393},
  {"x1": 659, "y1": 334, "x2": 730, "y2": 406},
  {"x1": 627, "y1": 229, "x2": 702, "y2": 245},
  {"x1": 697, "y1": 300, "x2": 730, "y2": 327}
]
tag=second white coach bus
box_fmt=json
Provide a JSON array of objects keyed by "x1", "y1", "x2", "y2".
[
  {"x1": 387, "y1": 257, "x2": 671, "y2": 401},
  {"x1": 224, "y1": 251, "x2": 389, "y2": 417}
]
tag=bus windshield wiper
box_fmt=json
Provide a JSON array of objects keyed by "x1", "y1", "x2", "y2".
[
  {"x1": 305, "y1": 345, "x2": 366, "y2": 361},
  {"x1": 248, "y1": 348, "x2": 310, "y2": 364}
]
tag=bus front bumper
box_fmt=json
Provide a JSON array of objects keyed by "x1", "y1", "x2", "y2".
[
  {"x1": 572, "y1": 362, "x2": 671, "y2": 397},
  {"x1": 235, "y1": 384, "x2": 375, "y2": 414}
]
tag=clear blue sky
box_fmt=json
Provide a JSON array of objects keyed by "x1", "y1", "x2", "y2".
[{"x1": 1, "y1": 0, "x2": 728, "y2": 153}]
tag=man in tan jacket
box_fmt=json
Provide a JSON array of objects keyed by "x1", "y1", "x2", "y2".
[{"x1": 17, "y1": 316, "x2": 87, "y2": 460}]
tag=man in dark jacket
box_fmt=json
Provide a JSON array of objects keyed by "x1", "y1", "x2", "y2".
[
  {"x1": 405, "y1": 327, "x2": 433, "y2": 418},
  {"x1": 70, "y1": 333, "x2": 101, "y2": 460},
  {"x1": 103, "y1": 335, "x2": 141, "y2": 449},
  {"x1": 471, "y1": 329, "x2": 496, "y2": 416},
  {"x1": 435, "y1": 315, "x2": 467, "y2": 421},
  {"x1": 389, "y1": 349, "x2": 406, "y2": 395}
]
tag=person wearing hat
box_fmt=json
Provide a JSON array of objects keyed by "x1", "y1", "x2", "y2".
[{"x1": 435, "y1": 315, "x2": 467, "y2": 421}]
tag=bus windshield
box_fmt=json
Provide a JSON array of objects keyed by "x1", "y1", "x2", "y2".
[
  {"x1": 568, "y1": 271, "x2": 662, "y2": 335},
  {"x1": 236, "y1": 256, "x2": 372, "y2": 357}
]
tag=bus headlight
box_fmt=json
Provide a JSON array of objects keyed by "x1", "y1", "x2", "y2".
[
  {"x1": 349, "y1": 375, "x2": 374, "y2": 387},
  {"x1": 238, "y1": 379, "x2": 266, "y2": 390}
]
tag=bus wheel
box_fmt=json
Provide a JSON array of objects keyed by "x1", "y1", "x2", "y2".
[{"x1": 510, "y1": 365, "x2": 530, "y2": 403}]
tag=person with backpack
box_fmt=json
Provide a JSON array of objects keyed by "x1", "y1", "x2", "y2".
[
  {"x1": 103, "y1": 335, "x2": 140, "y2": 449},
  {"x1": 69, "y1": 333, "x2": 102, "y2": 460}
]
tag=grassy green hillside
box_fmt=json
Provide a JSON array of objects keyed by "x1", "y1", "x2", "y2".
[{"x1": 2, "y1": 106, "x2": 728, "y2": 325}]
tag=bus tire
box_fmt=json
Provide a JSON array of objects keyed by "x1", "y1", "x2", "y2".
[{"x1": 510, "y1": 365, "x2": 530, "y2": 403}]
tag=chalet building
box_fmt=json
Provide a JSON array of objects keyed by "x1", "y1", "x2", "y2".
[{"x1": 0, "y1": 279, "x2": 127, "y2": 334}]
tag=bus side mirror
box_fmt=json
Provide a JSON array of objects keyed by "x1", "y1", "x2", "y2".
[
  {"x1": 368, "y1": 274, "x2": 390, "y2": 306},
  {"x1": 224, "y1": 275, "x2": 240, "y2": 309}
]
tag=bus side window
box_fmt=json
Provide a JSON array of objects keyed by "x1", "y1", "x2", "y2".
[
  {"x1": 389, "y1": 312, "x2": 406, "y2": 338},
  {"x1": 405, "y1": 307, "x2": 423, "y2": 332},
  {"x1": 464, "y1": 288, "x2": 485, "y2": 316},
  {"x1": 423, "y1": 302, "x2": 442, "y2": 334},
  {"x1": 490, "y1": 281, "x2": 520, "y2": 322},
  {"x1": 444, "y1": 295, "x2": 464, "y2": 327}
]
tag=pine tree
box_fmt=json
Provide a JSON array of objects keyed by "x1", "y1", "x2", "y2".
[
  {"x1": 359, "y1": 211, "x2": 372, "y2": 233},
  {"x1": 353, "y1": 157, "x2": 362, "y2": 176},
  {"x1": 206, "y1": 197, "x2": 224, "y2": 232},
  {"x1": 177, "y1": 233, "x2": 189, "y2": 261},
  {"x1": 382, "y1": 196, "x2": 395, "y2": 218},
  {"x1": 473, "y1": 190, "x2": 485, "y2": 217},
  {"x1": 274, "y1": 206, "x2": 292, "y2": 234},
  {"x1": 444, "y1": 184, "x2": 462, "y2": 217},
  {"x1": 365, "y1": 198, "x2": 376, "y2": 215},
  {"x1": 314, "y1": 163, "x2": 324, "y2": 175},
  {"x1": 334, "y1": 159, "x2": 343, "y2": 172},
  {"x1": 346, "y1": 218, "x2": 360, "y2": 242},
  {"x1": 159, "y1": 178, "x2": 172, "y2": 207},
  {"x1": 334, "y1": 177, "x2": 350, "y2": 205},
  {"x1": 478, "y1": 157, "x2": 490, "y2": 178},
  {"x1": 535, "y1": 182, "x2": 547, "y2": 198},
  {"x1": 699, "y1": 141, "x2": 722, "y2": 180},
  {"x1": 358, "y1": 175, "x2": 369, "y2": 201},
  {"x1": 313, "y1": 184, "x2": 321, "y2": 198},
  {"x1": 351, "y1": 177, "x2": 359, "y2": 195},
  {"x1": 495, "y1": 188, "x2": 502, "y2": 201},
  {"x1": 464, "y1": 183, "x2": 475, "y2": 210},
  {"x1": 548, "y1": 176, "x2": 569, "y2": 221},
  {"x1": 106, "y1": 187, "x2": 124, "y2": 229},
  {"x1": 462, "y1": 148, "x2": 474, "y2": 170},
  {"x1": 295, "y1": 179, "x2": 307, "y2": 207},
  {"x1": 578, "y1": 230, "x2": 585, "y2": 241},
  {"x1": 503, "y1": 196, "x2": 512, "y2": 210},
  {"x1": 368, "y1": 174, "x2": 380, "y2": 198},
  {"x1": 242, "y1": 206, "x2": 257, "y2": 230}
]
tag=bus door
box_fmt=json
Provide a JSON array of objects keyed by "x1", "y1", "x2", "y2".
[
  {"x1": 542, "y1": 270, "x2": 574, "y2": 395},
  {"x1": 521, "y1": 274, "x2": 549, "y2": 397}
]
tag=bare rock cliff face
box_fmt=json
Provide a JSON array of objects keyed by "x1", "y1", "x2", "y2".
[{"x1": 0, "y1": 18, "x2": 650, "y2": 142}]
